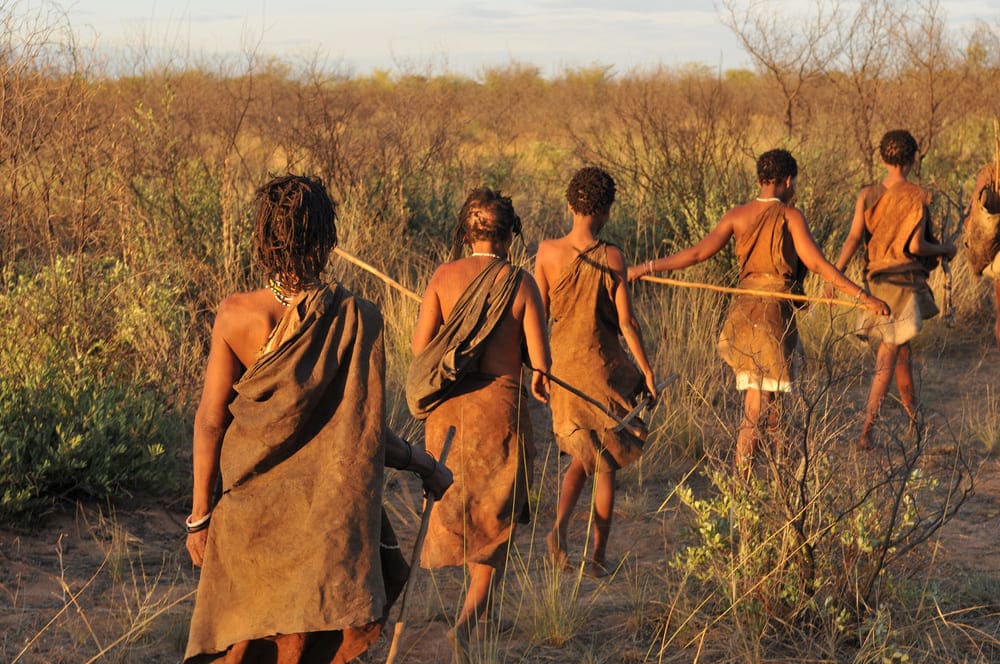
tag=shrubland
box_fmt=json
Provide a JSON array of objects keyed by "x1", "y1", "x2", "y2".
[{"x1": 2, "y1": 0, "x2": 998, "y2": 660}]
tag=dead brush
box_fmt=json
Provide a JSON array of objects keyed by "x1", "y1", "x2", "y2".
[
  {"x1": 9, "y1": 505, "x2": 192, "y2": 664},
  {"x1": 645, "y1": 324, "x2": 977, "y2": 662}
]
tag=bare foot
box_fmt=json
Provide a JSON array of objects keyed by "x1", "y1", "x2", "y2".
[
  {"x1": 584, "y1": 559, "x2": 612, "y2": 578},
  {"x1": 546, "y1": 530, "x2": 571, "y2": 570},
  {"x1": 446, "y1": 626, "x2": 470, "y2": 664}
]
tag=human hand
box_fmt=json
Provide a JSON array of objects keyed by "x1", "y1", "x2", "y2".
[
  {"x1": 823, "y1": 282, "x2": 836, "y2": 300},
  {"x1": 421, "y1": 460, "x2": 454, "y2": 501},
  {"x1": 186, "y1": 529, "x2": 208, "y2": 567},
  {"x1": 643, "y1": 371, "x2": 659, "y2": 402},
  {"x1": 531, "y1": 370, "x2": 549, "y2": 403},
  {"x1": 626, "y1": 265, "x2": 644, "y2": 282},
  {"x1": 862, "y1": 293, "x2": 890, "y2": 317}
]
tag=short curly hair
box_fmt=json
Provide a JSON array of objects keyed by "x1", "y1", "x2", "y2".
[
  {"x1": 252, "y1": 174, "x2": 337, "y2": 289},
  {"x1": 566, "y1": 167, "x2": 616, "y2": 216},
  {"x1": 451, "y1": 187, "x2": 522, "y2": 260},
  {"x1": 756, "y1": 149, "x2": 798, "y2": 184},
  {"x1": 879, "y1": 130, "x2": 919, "y2": 167}
]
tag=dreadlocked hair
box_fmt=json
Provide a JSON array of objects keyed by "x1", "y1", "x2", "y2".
[
  {"x1": 566, "y1": 166, "x2": 615, "y2": 216},
  {"x1": 252, "y1": 174, "x2": 337, "y2": 289},
  {"x1": 756, "y1": 149, "x2": 798, "y2": 184},
  {"x1": 450, "y1": 187, "x2": 522, "y2": 260},
  {"x1": 879, "y1": 130, "x2": 919, "y2": 167}
]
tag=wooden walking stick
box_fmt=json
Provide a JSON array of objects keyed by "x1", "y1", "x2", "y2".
[{"x1": 385, "y1": 425, "x2": 456, "y2": 664}]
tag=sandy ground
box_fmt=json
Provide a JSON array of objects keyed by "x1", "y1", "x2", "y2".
[{"x1": 2, "y1": 333, "x2": 998, "y2": 663}]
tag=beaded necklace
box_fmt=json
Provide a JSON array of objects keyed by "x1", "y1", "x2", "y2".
[
  {"x1": 268, "y1": 275, "x2": 320, "y2": 307},
  {"x1": 470, "y1": 251, "x2": 503, "y2": 260}
]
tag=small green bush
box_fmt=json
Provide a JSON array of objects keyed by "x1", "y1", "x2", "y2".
[{"x1": 0, "y1": 256, "x2": 188, "y2": 522}]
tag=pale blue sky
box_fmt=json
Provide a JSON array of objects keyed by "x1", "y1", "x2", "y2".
[{"x1": 63, "y1": 0, "x2": 1000, "y2": 77}]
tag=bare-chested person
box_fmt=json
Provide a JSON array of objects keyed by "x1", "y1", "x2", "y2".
[
  {"x1": 184, "y1": 175, "x2": 451, "y2": 664},
  {"x1": 535, "y1": 167, "x2": 659, "y2": 578},
  {"x1": 831, "y1": 131, "x2": 956, "y2": 449},
  {"x1": 963, "y1": 162, "x2": 1000, "y2": 349},
  {"x1": 407, "y1": 187, "x2": 550, "y2": 658},
  {"x1": 629, "y1": 149, "x2": 888, "y2": 469}
]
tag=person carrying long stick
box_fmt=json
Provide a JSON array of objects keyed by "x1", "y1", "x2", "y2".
[
  {"x1": 535, "y1": 167, "x2": 660, "y2": 578},
  {"x1": 407, "y1": 187, "x2": 551, "y2": 662},
  {"x1": 628, "y1": 150, "x2": 888, "y2": 471}
]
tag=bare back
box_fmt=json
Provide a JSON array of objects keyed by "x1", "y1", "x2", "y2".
[
  {"x1": 216, "y1": 290, "x2": 289, "y2": 369},
  {"x1": 412, "y1": 256, "x2": 541, "y2": 378}
]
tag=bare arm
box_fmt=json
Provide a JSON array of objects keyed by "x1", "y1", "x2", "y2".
[
  {"x1": 533, "y1": 243, "x2": 552, "y2": 315},
  {"x1": 411, "y1": 271, "x2": 444, "y2": 355},
  {"x1": 519, "y1": 273, "x2": 551, "y2": 403},
  {"x1": 627, "y1": 215, "x2": 734, "y2": 281},
  {"x1": 186, "y1": 302, "x2": 242, "y2": 566},
  {"x1": 832, "y1": 191, "x2": 867, "y2": 272},
  {"x1": 786, "y1": 208, "x2": 889, "y2": 316},
  {"x1": 607, "y1": 246, "x2": 658, "y2": 399},
  {"x1": 907, "y1": 216, "x2": 956, "y2": 259}
]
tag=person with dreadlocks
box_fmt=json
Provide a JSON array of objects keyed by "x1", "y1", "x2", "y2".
[
  {"x1": 629, "y1": 150, "x2": 888, "y2": 469},
  {"x1": 830, "y1": 130, "x2": 956, "y2": 449},
  {"x1": 407, "y1": 187, "x2": 550, "y2": 659},
  {"x1": 183, "y1": 174, "x2": 452, "y2": 664},
  {"x1": 535, "y1": 166, "x2": 658, "y2": 578},
  {"x1": 963, "y1": 162, "x2": 1000, "y2": 350}
]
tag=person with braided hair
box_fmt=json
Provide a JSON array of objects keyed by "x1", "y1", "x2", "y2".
[
  {"x1": 831, "y1": 130, "x2": 956, "y2": 449},
  {"x1": 408, "y1": 187, "x2": 550, "y2": 659},
  {"x1": 184, "y1": 174, "x2": 452, "y2": 664},
  {"x1": 536, "y1": 166, "x2": 659, "y2": 577}
]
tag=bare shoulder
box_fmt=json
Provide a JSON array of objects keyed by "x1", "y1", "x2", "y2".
[
  {"x1": 603, "y1": 243, "x2": 627, "y2": 270},
  {"x1": 535, "y1": 238, "x2": 562, "y2": 264},
  {"x1": 517, "y1": 268, "x2": 541, "y2": 293},
  {"x1": 215, "y1": 291, "x2": 260, "y2": 328},
  {"x1": 783, "y1": 205, "x2": 807, "y2": 224}
]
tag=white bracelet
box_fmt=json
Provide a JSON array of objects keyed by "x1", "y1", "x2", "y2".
[{"x1": 185, "y1": 511, "x2": 212, "y2": 533}]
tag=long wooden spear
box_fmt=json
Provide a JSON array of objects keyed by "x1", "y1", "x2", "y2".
[
  {"x1": 635, "y1": 274, "x2": 863, "y2": 308},
  {"x1": 334, "y1": 246, "x2": 422, "y2": 303},
  {"x1": 385, "y1": 425, "x2": 456, "y2": 664}
]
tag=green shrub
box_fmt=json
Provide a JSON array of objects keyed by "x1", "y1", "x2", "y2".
[{"x1": 0, "y1": 256, "x2": 189, "y2": 522}]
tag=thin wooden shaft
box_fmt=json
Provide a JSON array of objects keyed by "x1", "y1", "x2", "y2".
[
  {"x1": 333, "y1": 247, "x2": 423, "y2": 303},
  {"x1": 534, "y1": 368, "x2": 645, "y2": 438},
  {"x1": 637, "y1": 275, "x2": 862, "y2": 308},
  {"x1": 385, "y1": 426, "x2": 456, "y2": 664}
]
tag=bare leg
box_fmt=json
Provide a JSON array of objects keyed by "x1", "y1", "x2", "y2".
[
  {"x1": 894, "y1": 343, "x2": 917, "y2": 428},
  {"x1": 994, "y1": 280, "x2": 1000, "y2": 351},
  {"x1": 590, "y1": 468, "x2": 615, "y2": 565},
  {"x1": 455, "y1": 563, "x2": 496, "y2": 634},
  {"x1": 860, "y1": 342, "x2": 900, "y2": 449},
  {"x1": 737, "y1": 388, "x2": 770, "y2": 471},
  {"x1": 765, "y1": 395, "x2": 786, "y2": 463},
  {"x1": 549, "y1": 458, "x2": 587, "y2": 565}
]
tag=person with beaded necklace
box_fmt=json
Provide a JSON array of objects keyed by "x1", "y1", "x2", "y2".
[
  {"x1": 183, "y1": 174, "x2": 452, "y2": 664},
  {"x1": 408, "y1": 187, "x2": 550, "y2": 659},
  {"x1": 628, "y1": 150, "x2": 888, "y2": 471}
]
